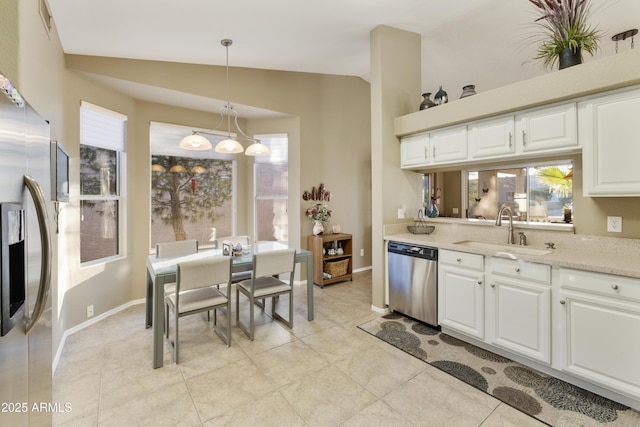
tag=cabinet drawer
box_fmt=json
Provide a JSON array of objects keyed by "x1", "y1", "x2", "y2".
[
  {"x1": 561, "y1": 268, "x2": 640, "y2": 302},
  {"x1": 439, "y1": 250, "x2": 483, "y2": 271},
  {"x1": 491, "y1": 258, "x2": 550, "y2": 284}
]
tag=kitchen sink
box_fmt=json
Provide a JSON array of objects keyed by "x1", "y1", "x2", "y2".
[{"x1": 453, "y1": 240, "x2": 552, "y2": 256}]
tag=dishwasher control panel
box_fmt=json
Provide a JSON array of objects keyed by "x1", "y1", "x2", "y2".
[{"x1": 388, "y1": 241, "x2": 437, "y2": 260}]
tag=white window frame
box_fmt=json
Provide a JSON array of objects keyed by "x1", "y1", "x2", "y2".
[
  {"x1": 79, "y1": 101, "x2": 127, "y2": 265},
  {"x1": 253, "y1": 133, "x2": 288, "y2": 243}
]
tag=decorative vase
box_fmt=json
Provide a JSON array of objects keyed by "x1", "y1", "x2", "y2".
[
  {"x1": 434, "y1": 86, "x2": 448, "y2": 105},
  {"x1": 419, "y1": 93, "x2": 436, "y2": 110},
  {"x1": 460, "y1": 85, "x2": 477, "y2": 99},
  {"x1": 426, "y1": 197, "x2": 439, "y2": 218},
  {"x1": 312, "y1": 220, "x2": 324, "y2": 235},
  {"x1": 559, "y1": 47, "x2": 581, "y2": 70}
]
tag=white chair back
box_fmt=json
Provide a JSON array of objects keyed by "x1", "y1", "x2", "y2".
[
  {"x1": 253, "y1": 249, "x2": 296, "y2": 279},
  {"x1": 156, "y1": 239, "x2": 198, "y2": 257},
  {"x1": 177, "y1": 257, "x2": 231, "y2": 294}
]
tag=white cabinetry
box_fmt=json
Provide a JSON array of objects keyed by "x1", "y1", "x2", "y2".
[
  {"x1": 487, "y1": 258, "x2": 551, "y2": 364},
  {"x1": 560, "y1": 268, "x2": 640, "y2": 400},
  {"x1": 579, "y1": 87, "x2": 640, "y2": 196},
  {"x1": 431, "y1": 125, "x2": 467, "y2": 163},
  {"x1": 469, "y1": 102, "x2": 577, "y2": 160},
  {"x1": 438, "y1": 250, "x2": 484, "y2": 339},
  {"x1": 469, "y1": 115, "x2": 515, "y2": 159},
  {"x1": 400, "y1": 125, "x2": 467, "y2": 169},
  {"x1": 516, "y1": 102, "x2": 577, "y2": 153},
  {"x1": 400, "y1": 132, "x2": 429, "y2": 168}
]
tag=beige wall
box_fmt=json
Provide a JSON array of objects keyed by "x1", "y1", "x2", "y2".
[
  {"x1": 3, "y1": 4, "x2": 373, "y2": 353},
  {"x1": 370, "y1": 26, "x2": 422, "y2": 309}
]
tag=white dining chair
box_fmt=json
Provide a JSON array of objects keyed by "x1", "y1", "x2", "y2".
[
  {"x1": 165, "y1": 257, "x2": 232, "y2": 363},
  {"x1": 157, "y1": 240, "x2": 200, "y2": 335},
  {"x1": 215, "y1": 236, "x2": 252, "y2": 283},
  {"x1": 235, "y1": 248, "x2": 296, "y2": 340}
]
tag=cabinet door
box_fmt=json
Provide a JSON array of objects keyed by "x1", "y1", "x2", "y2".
[
  {"x1": 431, "y1": 125, "x2": 467, "y2": 163},
  {"x1": 489, "y1": 279, "x2": 550, "y2": 364},
  {"x1": 516, "y1": 102, "x2": 577, "y2": 153},
  {"x1": 580, "y1": 88, "x2": 640, "y2": 196},
  {"x1": 469, "y1": 115, "x2": 515, "y2": 159},
  {"x1": 400, "y1": 133, "x2": 429, "y2": 168},
  {"x1": 438, "y1": 264, "x2": 484, "y2": 339},
  {"x1": 560, "y1": 291, "x2": 640, "y2": 399}
]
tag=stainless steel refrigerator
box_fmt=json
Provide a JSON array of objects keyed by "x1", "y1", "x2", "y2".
[{"x1": 0, "y1": 76, "x2": 53, "y2": 426}]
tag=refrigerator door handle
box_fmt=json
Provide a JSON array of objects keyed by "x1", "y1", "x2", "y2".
[{"x1": 23, "y1": 175, "x2": 52, "y2": 335}]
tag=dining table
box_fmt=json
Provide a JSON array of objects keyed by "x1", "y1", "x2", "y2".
[{"x1": 146, "y1": 241, "x2": 313, "y2": 368}]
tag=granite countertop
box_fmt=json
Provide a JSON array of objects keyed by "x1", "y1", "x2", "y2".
[{"x1": 385, "y1": 231, "x2": 640, "y2": 279}]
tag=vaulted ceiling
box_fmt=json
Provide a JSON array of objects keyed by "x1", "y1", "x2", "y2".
[{"x1": 49, "y1": 0, "x2": 639, "y2": 117}]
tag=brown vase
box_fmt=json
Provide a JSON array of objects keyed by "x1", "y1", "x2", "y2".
[{"x1": 559, "y1": 47, "x2": 582, "y2": 70}]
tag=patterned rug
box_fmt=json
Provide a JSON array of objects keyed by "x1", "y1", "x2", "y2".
[{"x1": 358, "y1": 313, "x2": 640, "y2": 426}]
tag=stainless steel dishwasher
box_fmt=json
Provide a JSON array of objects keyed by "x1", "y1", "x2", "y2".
[{"x1": 387, "y1": 241, "x2": 438, "y2": 327}]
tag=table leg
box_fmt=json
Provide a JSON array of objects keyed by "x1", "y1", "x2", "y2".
[
  {"x1": 305, "y1": 253, "x2": 314, "y2": 321},
  {"x1": 146, "y1": 271, "x2": 153, "y2": 328},
  {"x1": 152, "y1": 276, "x2": 165, "y2": 369}
]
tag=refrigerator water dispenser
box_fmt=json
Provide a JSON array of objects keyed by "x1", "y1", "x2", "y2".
[{"x1": 1, "y1": 203, "x2": 26, "y2": 336}]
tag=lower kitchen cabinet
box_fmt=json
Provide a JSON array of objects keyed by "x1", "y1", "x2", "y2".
[
  {"x1": 438, "y1": 250, "x2": 485, "y2": 339},
  {"x1": 560, "y1": 268, "x2": 640, "y2": 400},
  {"x1": 487, "y1": 258, "x2": 551, "y2": 364}
]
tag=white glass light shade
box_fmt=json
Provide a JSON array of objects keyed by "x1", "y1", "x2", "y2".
[
  {"x1": 244, "y1": 141, "x2": 271, "y2": 156},
  {"x1": 179, "y1": 134, "x2": 212, "y2": 151},
  {"x1": 214, "y1": 138, "x2": 244, "y2": 154}
]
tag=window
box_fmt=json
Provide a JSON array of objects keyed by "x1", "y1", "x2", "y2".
[
  {"x1": 150, "y1": 155, "x2": 234, "y2": 247},
  {"x1": 254, "y1": 134, "x2": 288, "y2": 242},
  {"x1": 80, "y1": 102, "x2": 126, "y2": 263},
  {"x1": 466, "y1": 161, "x2": 573, "y2": 224},
  {"x1": 149, "y1": 122, "x2": 235, "y2": 249}
]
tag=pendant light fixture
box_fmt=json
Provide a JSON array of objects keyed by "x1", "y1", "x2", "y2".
[{"x1": 178, "y1": 39, "x2": 270, "y2": 156}]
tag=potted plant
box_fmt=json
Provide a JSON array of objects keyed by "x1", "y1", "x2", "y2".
[
  {"x1": 529, "y1": 0, "x2": 601, "y2": 70},
  {"x1": 306, "y1": 202, "x2": 331, "y2": 235}
]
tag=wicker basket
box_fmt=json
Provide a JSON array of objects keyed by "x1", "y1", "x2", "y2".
[{"x1": 324, "y1": 258, "x2": 349, "y2": 277}]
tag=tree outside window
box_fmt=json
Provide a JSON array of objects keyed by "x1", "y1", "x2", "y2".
[{"x1": 151, "y1": 155, "x2": 233, "y2": 246}]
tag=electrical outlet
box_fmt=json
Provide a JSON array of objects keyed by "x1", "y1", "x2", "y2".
[
  {"x1": 360, "y1": 249, "x2": 364, "y2": 257},
  {"x1": 607, "y1": 216, "x2": 622, "y2": 233},
  {"x1": 87, "y1": 305, "x2": 94, "y2": 318},
  {"x1": 452, "y1": 207, "x2": 459, "y2": 215}
]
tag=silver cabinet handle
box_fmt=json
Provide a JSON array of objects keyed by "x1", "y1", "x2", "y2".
[
  {"x1": 24, "y1": 175, "x2": 52, "y2": 335},
  {"x1": 477, "y1": 280, "x2": 483, "y2": 286},
  {"x1": 456, "y1": 258, "x2": 462, "y2": 262},
  {"x1": 560, "y1": 300, "x2": 566, "y2": 305},
  {"x1": 612, "y1": 284, "x2": 619, "y2": 290},
  {"x1": 424, "y1": 147, "x2": 428, "y2": 159},
  {"x1": 433, "y1": 146, "x2": 436, "y2": 158},
  {"x1": 515, "y1": 268, "x2": 521, "y2": 273},
  {"x1": 490, "y1": 283, "x2": 496, "y2": 288},
  {"x1": 522, "y1": 130, "x2": 527, "y2": 146},
  {"x1": 508, "y1": 132, "x2": 513, "y2": 147}
]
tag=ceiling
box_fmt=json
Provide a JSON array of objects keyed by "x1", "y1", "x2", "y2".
[{"x1": 49, "y1": 0, "x2": 638, "y2": 119}]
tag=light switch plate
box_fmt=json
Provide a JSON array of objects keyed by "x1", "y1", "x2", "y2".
[{"x1": 607, "y1": 216, "x2": 622, "y2": 233}]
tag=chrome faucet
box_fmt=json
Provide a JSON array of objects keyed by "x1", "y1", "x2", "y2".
[{"x1": 495, "y1": 204, "x2": 515, "y2": 245}]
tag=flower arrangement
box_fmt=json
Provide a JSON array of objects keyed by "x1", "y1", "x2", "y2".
[
  {"x1": 306, "y1": 203, "x2": 331, "y2": 222},
  {"x1": 529, "y1": 0, "x2": 601, "y2": 70}
]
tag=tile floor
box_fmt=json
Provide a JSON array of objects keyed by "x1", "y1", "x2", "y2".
[{"x1": 54, "y1": 270, "x2": 546, "y2": 426}]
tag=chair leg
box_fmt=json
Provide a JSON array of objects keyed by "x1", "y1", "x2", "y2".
[
  {"x1": 165, "y1": 303, "x2": 170, "y2": 339},
  {"x1": 249, "y1": 295, "x2": 255, "y2": 341},
  {"x1": 173, "y1": 309, "x2": 179, "y2": 363}
]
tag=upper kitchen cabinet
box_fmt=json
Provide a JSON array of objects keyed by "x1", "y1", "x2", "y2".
[
  {"x1": 580, "y1": 86, "x2": 640, "y2": 197},
  {"x1": 400, "y1": 124, "x2": 467, "y2": 169},
  {"x1": 516, "y1": 102, "x2": 577, "y2": 153},
  {"x1": 400, "y1": 132, "x2": 429, "y2": 168},
  {"x1": 468, "y1": 102, "x2": 577, "y2": 160},
  {"x1": 431, "y1": 125, "x2": 467, "y2": 163}
]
